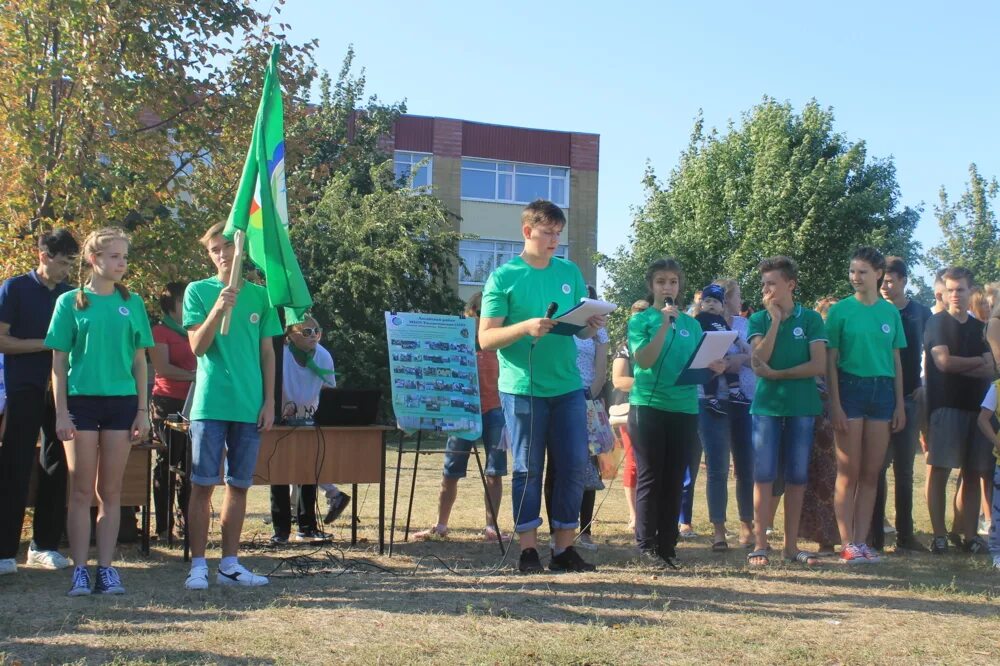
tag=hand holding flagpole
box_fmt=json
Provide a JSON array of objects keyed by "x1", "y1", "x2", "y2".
[{"x1": 220, "y1": 229, "x2": 245, "y2": 336}]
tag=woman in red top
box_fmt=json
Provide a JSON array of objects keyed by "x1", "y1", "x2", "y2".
[
  {"x1": 414, "y1": 292, "x2": 509, "y2": 543},
  {"x1": 149, "y1": 282, "x2": 196, "y2": 540}
]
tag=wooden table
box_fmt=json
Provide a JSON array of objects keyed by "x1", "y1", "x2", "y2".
[
  {"x1": 165, "y1": 422, "x2": 391, "y2": 557},
  {"x1": 28, "y1": 441, "x2": 160, "y2": 555}
]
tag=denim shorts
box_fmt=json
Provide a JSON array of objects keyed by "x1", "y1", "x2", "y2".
[
  {"x1": 189, "y1": 419, "x2": 261, "y2": 488},
  {"x1": 67, "y1": 395, "x2": 138, "y2": 431},
  {"x1": 443, "y1": 407, "x2": 507, "y2": 478},
  {"x1": 752, "y1": 415, "x2": 815, "y2": 485},
  {"x1": 838, "y1": 371, "x2": 895, "y2": 421}
]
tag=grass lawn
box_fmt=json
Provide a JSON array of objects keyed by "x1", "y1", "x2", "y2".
[{"x1": 1, "y1": 447, "x2": 998, "y2": 665}]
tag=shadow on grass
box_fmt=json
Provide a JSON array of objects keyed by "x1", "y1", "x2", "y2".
[
  {"x1": 1, "y1": 643, "x2": 274, "y2": 665},
  {"x1": 1, "y1": 531, "x2": 997, "y2": 655}
]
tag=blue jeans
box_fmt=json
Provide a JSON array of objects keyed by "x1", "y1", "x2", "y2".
[
  {"x1": 442, "y1": 407, "x2": 507, "y2": 478},
  {"x1": 752, "y1": 415, "x2": 816, "y2": 485},
  {"x1": 699, "y1": 399, "x2": 754, "y2": 524},
  {"x1": 189, "y1": 420, "x2": 262, "y2": 489},
  {"x1": 501, "y1": 390, "x2": 588, "y2": 532}
]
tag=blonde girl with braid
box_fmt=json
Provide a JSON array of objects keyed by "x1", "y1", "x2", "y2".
[{"x1": 45, "y1": 227, "x2": 154, "y2": 596}]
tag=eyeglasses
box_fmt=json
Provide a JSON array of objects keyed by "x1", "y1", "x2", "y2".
[{"x1": 298, "y1": 327, "x2": 322, "y2": 337}]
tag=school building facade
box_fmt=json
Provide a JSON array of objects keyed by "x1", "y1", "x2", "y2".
[{"x1": 383, "y1": 115, "x2": 600, "y2": 302}]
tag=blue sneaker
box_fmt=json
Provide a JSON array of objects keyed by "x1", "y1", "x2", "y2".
[
  {"x1": 94, "y1": 566, "x2": 125, "y2": 594},
  {"x1": 67, "y1": 566, "x2": 92, "y2": 596}
]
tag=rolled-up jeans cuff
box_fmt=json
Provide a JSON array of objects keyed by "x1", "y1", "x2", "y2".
[{"x1": 514, "y1": 517, "x2": 544, "y2": 533}]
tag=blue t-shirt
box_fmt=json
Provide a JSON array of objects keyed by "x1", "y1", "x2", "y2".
[{"x1": 0, "y1": 271, "x2": 72, "y2": 392}]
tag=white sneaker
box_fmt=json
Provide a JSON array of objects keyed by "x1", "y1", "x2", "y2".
[
  {"x1": 27, "y1": 546, "x2": 71, "y2": 570},
  {"x1": 217, "y1": 563, "x2": 268, "y2": 587},
  {"x1": 185, "y1": 565, "x2": 209, "y2": 590},
  {"x1": 993, "y1": 555, "x2": 1000, "y2": 571},
  {"x1": 576, "y1": 534, "x2": 598, "y2": 551},
  {"x1": 0, "y1": 558, "x2": 17, "y2": 575}
]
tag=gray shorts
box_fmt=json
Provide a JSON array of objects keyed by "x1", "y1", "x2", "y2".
[{"x1": 927, "y1": 407, "x2": 997, "y2": 473}]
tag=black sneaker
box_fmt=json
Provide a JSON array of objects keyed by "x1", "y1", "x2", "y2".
[
  {"x1": 636, "y1": 550, "x2": 672, "y2": 570},
  {"x1": 295, "y1": 529, "x2": 331, "y2": 543},
  {"x1": 270, "y1": 534, "x2": 289, "y2": 546},
  {"x1": 705, "y1": 398, "x2": 726, "y2": 415},
  {"x1": 549, "y1": 546, "x2": 596, "y2": 573},
  {"x1": 962, "y1": 536, "x2": 988, "y2": 554},
  {"x1": 324, "y1": 492, "x2": 352, "y2": 525},
  {"x1": 518, "y1": 547, "x2": 544, "y2": 574},
  {"x1": 930, "y1": 535, "x2": 949, "y2": 554},
  {"x1": 729, "y1": 390, "x2": 751, "y2": 405}
]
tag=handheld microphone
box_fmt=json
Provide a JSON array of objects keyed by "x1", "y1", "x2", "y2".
[
  {"x1": 664, "y1": 296, "x2": 676, "y2": 326},
  {"x1": 532, "y1": 302, "x2": 559, "y2": 347}
]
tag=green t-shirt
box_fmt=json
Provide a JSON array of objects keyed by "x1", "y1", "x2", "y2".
[
  {"x1": 480, "y1": 256, "x2": 587, "y2": 398},
  {"x1": 627, "y1": 308, "x2": 701, "y2": 414},
  {"x1": 746, "y1": 305, "x2": 827, "y2": 416},
  {"x1": 45, "y1": 289, "x2": 154, "y2": 397},
  {"x1": 183, "y1": 277, "x2": 282, "y2": 423},
  {"x1": 826, "y1": 295, "x2": 906, "y2": 378}
]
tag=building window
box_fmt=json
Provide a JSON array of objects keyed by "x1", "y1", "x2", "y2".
[
  {"x1": 460, "y1": 159, "x2": 569, "y2": 207},
  {"x1": 459, "y1": 239, "x2": 569, "y2": 285},
  {"x1": 394, "y1": 151, "x2": 433, "y2": 190}
]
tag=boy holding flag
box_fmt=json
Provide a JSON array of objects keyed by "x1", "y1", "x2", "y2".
[{"x1": 183, "y1": 44, "x2": 312, "y2": 590}]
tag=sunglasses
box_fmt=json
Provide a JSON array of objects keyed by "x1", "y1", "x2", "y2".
[{"x1": 297, "y1": 327, "x2": 322, "y2": 337}]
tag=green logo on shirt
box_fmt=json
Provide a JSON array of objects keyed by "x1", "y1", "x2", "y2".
[
  {"x1": 561, "y1": 283, "x2": 571, "y2": 294},
  {"x1": 249, "y1": 313, "x2": 260, "y2": 324},
  {"x1": 793, "y1": 326, "x2": 805, "y2": 339},
  {"x1": 118, "y1": 306, "x2": 130, "y2": 316},
  {"x1": 881, "y1": 323, "x2": 890, "y2": 334}
]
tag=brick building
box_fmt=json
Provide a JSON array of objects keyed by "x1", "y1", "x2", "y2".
[{"x1": 384, "y1": 115, "x2": 600, "y2": 302}]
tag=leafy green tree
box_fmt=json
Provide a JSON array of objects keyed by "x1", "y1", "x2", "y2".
[
  {"x1": 926, "y1": 163, "x2": 1000, "y2": 282},
  {"x1": 284, "y1": 53, "x2": 461, "y2": 412},
  {"x1": 0, "y1": 0, "x2": 316, "y2": 298},
  {"x1": 601, "y1": 98, "x2": 920, "y2": 341}
]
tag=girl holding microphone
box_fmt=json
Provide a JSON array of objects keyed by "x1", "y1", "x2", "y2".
[{"x1": 628, "y1": 258, "x2": 724, "y2": 569}]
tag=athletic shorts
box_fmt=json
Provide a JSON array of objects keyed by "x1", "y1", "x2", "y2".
[{"x1": 67, "y1": 395, "x2": 139, "y2": 431}]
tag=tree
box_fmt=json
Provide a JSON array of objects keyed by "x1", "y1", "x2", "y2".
[
  {"x1": 0, "y1": 0, "x2": 316, "y2": 298},
  {"x1": 601, "y1": 98, "x2": 920, "y2": 341},
  {"x1": 926, "y1": 163, "x2": 1000, "y2": 282},
  {"x1": 286, "y1": 53, "x2": 461, "y2": 414}
]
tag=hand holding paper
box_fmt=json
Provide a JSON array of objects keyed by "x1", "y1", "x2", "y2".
[{"x1": 549, "y1": 298, "x2": 618, "y2": 336}]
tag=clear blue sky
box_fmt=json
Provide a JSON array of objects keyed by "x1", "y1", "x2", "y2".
[{"x1": 275, "y1": 0, "x2": 999, "y2": 285}]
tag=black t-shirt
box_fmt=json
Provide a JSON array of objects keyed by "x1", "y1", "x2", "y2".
[
  {"x1": 896, "y1": 299, "x2": 932, "y2": 397},
  {"x1": 923, "y1": 312, "x2": 989, "y2": 413}
]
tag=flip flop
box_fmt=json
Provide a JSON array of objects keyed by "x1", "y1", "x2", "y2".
[
  {"x1": 746, "y1": 548, "x2": 769, "y2": 567},
  {"x1": 711, "y1": 541, "x2": 729, "y2": 552},
  {"x1": 785, "y1": 550, "x2": 819, "y2": 566}
]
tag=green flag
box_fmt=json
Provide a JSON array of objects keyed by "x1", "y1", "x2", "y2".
[{"x1": 223, "y1": 44, "x2": 312, "y2": 324}]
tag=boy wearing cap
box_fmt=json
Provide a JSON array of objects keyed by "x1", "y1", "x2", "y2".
[{"x1": 697, "y1": 284, "x2": 750, "y2": 414}]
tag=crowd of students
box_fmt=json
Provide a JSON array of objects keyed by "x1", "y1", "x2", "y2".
[
  {"x1": 0, "y1": 223, "x2": 355, "y2": 595},
  {"x1": 1, "y1": 200, "x2": 998, "y2": 596}
]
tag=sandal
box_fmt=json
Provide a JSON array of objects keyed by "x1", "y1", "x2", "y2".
[
  {"x1": 746, "y1": 548, "x2": 769, "y2": 567},
  {"x1": 711, "y1": 541, "x2": 729, "y2": 552},
  {"x1": 413, "y1": 525, "x2": 449, "y2": 541},
  {"x1": 785, "y1": 550, "x2": 820, "y2": 566}
]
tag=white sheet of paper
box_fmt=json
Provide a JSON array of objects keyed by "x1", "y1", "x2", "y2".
[
  {"x1": 553, "y1": 298, "x2": 617, "y2": 326},
  {"x1": 687, "y1": 330, "x2": 738, "y2": 369}
]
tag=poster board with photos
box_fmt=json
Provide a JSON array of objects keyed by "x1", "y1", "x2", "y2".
[{"x1": 385, "y1": 312, "x2": 482, "y2": 440}]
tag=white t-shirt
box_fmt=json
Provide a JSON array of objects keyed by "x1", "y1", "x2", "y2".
[
  {"x1": 282, "y1": 344, "x2": 335, "y2": 419},
  {"x1": 981, "y1": 383, "x2": 997, "y2": 412}
]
